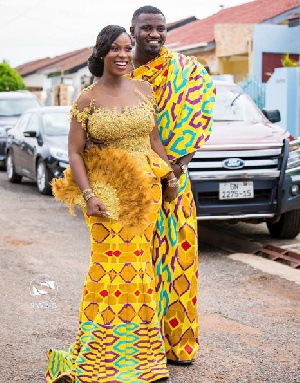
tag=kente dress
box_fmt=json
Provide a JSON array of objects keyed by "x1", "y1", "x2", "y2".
[
  {"x1": 129, "y1": 47, "x2": 216, "y2": 361},
  {"x1": 45, "y1": 82, "x2": 171, "y2": 383}
]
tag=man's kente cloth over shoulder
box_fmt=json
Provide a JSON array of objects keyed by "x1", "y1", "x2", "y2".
[{"x1": 130, "y1": 46, "x2": 216, "y2": 361}]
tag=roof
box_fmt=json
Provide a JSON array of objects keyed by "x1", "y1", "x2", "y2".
[
  {"x1": 16, "y1": 47, "x2": 92, "y2": 77},
  {"x1": 167, "y1": 16, "x2": 197, "y2": 32},
  {"x1": 0, "y1": 91, "x2": 38, "y2": 99},
  {"x1": 166, "y1": 0, "x2": 300, "y2": 49},
  {"x1": 26, "y1": 106, "x2": 71, "y2": 113},
  {"x1": 15, "y1": 0, "x2": 299, "y2": 77}
]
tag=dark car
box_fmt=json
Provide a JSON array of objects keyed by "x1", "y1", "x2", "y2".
[
  {"x1": 0, "y1": 91, "x2": 42, "y2": 167},
  {"x1": 6, "y1": 106, "x2": 70, "y2": 194}
]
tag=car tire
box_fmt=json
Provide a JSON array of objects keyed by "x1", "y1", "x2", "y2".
[
  {"x1": 36, "y1": 158, "x2": 52, "y2": 195},
  {"x1": 6, "y1": 151, "x2": 22, "y2": 183},
  {"x1": 267, "y1": 209, "x2": 300, "y2": 239}
]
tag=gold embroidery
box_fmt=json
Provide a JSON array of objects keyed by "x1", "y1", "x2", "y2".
[{"x1": 70, "y1": 85, "x2": 156, "y2": 151}]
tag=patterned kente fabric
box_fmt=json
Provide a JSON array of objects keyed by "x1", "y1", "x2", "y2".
[
  {"x1": 130, "y1": 47, "x2": 216, "y2": 361},
  {"x1": 45, "y1": 83, "x2": 171, "y2": 382}
]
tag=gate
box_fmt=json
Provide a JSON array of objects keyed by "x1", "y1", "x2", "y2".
[{"x1": 240, "y1": 76, "x2": 266, "y2": 110}]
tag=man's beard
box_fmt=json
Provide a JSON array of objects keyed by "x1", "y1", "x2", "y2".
[{"x1": 144, "y1": 45, "x2": 160, "y2": 58}]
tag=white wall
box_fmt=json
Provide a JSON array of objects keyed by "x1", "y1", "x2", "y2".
[
  {"x1": 252, "y1": 24, "x2": 300, "y2": 83},
  {"x1": 265, "y1": 67, "x2": 300, "y2": 137}
]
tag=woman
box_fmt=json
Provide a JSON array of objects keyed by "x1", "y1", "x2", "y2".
[{"x1": 45, "y1": 25, "x2": 178, "y2": 383}]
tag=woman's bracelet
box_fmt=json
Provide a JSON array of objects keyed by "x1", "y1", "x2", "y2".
[
  {"x1": 167, "y1": 178, "x2": 179, "y2": 188},
  {"x1": 82, "y1": 188, "x2": 95, "y2": 202},
  {"x1": 82, "y1": 188, "x2": 92, "y2": 197},
  {"x1": 84, "y1": 192, "x2": 95, "y2": 202}
]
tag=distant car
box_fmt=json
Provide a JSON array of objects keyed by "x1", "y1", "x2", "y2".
[
  {"x1": 0, "y1": 91, "x2": 42, "y2": 167},
  {"x1": 6, "y1": 106, "x2": 70, "y2": 194}
]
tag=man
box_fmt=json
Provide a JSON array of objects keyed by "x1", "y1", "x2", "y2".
[{"x1": 129, "y1": 6, "x2": 216, "y2": 364}]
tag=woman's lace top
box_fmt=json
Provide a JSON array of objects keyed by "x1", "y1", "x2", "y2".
[{"x1": 70, "y1": 85, "x2": 156, "y2": 155}]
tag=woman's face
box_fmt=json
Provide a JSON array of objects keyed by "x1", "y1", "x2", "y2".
[{"x1": 103, "y1": 33, "x2": 133, "y2": 76}]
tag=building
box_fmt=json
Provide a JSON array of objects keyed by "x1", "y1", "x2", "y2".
[
  {"x1": 166, "y1": 0, "x2": 299, "y2": 83},
  {"x1": 15, "y1": 0, "x2": 300, "y2": 104}
]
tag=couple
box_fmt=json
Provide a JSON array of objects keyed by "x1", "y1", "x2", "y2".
[{"x1": 46, "y1": 5, "x2": 215, "y2": 383}]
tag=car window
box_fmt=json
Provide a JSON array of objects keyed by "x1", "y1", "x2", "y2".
[
  {"x1": 214, "y1": 84, "x2": 265, "y2": 123},
  {"x1": 42, "y1": 112, "x2": 70, "y2": 136},
  {"x1": 16, "y1": 113, "x2": 32, "y2": 133},
  {"x1": 27, "y1": 114, "x2": 40, "y2": 133},
  {"x1": 0, "y1": 97, "x2": 41, "y2": 117}
]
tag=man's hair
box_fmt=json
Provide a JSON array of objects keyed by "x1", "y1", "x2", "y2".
[{"x1": 131, "y1": 5, "x2": 165, "y2": 26}]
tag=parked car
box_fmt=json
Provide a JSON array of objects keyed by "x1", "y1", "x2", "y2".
[
  {"x1": 6, "y1": 106, "x2": 70, "y2": 194},
  {"x1": 0, "y1": 91, "x2": 42, "y2": 167},
  {"x1": 189, "y1": 80, "x2": 300, "y2": 239}
]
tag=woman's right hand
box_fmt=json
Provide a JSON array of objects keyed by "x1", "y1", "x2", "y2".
[{"x1": 86, "y1": 196, "x2": 110, "y2": 217}]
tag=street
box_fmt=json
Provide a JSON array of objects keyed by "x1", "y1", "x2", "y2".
[{"x1": 0, "y1": 170, "x2": 299, "y2": 383}]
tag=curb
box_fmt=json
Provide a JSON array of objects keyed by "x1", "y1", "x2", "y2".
[{"x1": 229, "y1": 253, "x2": 300, "y2": 284}]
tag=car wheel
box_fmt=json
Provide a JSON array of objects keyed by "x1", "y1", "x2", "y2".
[
  {"x1": 36, "y1": 159, "x2": 52, "y2": 195},
  {"x1": 267, "y1": 209, "x2": 300, "y2": 239},
  {"x1": 6, "y1": 151, "x2": 22, "y2": 183}
]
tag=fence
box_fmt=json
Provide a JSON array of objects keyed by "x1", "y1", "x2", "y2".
[{"x1": 239, "y1": 76, "x2": 266, "y2": 110}]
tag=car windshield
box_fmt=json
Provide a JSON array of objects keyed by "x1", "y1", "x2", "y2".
[
  {"x1": 0, "y1": 97, "x2": 41, "y2": 117},
  {"x1": 42, "y1": 112, "x2": 70, "y2": 136},
  {"x1": 214, "y1": 84, "x2": 265, "y2": 123}
]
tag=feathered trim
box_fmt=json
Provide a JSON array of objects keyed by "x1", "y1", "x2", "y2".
[{"x1": 52, "y1": 147, "x2": 157, "y2": 228}]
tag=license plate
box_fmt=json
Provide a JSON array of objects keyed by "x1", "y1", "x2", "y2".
[{"x1": 219, "y1": 182, "x2": 254, "y2": 200}]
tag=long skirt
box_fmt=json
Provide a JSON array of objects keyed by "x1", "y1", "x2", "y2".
[
  {"x1": 153, "y1": 175, "x2": 199, "y2": 362},
  {"x1": 45, "y1": 178, "x2": 169, "y2": 382}
]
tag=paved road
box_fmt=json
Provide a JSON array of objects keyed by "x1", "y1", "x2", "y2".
[{"x1": 0, "y1": 171, "x2": 300, "y2": 383}]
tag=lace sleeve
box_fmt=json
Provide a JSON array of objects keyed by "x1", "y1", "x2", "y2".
[{"x1": 70, "y1": 98, "x2": 94, "y2": 130}]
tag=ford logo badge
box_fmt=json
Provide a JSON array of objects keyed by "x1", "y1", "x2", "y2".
[{"x1": 223, "y1": 158, "x2": 245, "y2": 169}]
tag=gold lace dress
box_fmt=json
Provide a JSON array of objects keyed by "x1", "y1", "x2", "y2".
[{"x1": 45, "y1": 84, "x2": 171, "y2": 383}]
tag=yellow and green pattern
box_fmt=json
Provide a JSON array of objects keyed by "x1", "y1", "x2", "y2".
[{"x1": 131, "y1": 47, "x2": 216, "y2": 361}]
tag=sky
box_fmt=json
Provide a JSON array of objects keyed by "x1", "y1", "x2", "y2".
[{"x1": 0, "y1": 0, "x2": 254, "y2": 67}]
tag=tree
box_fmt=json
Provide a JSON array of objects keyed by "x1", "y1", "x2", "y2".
[{"x1": 0, "y1": 62, "x2": 26, "y2": 92}]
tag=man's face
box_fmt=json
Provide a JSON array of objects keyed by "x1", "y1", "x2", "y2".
[{"x1": 130, "y1": 13, "x2": 167, "y2": 58}]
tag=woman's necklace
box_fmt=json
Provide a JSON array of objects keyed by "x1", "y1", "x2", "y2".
[{"x1": 95, "y1": 80, "x2": 131, "y2": 98}]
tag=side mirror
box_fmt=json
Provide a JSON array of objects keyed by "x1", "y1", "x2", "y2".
[
  {"x1": 262, "y1": 109, "x2": 281, "y2": 123},
  {"x1": 2, "y1": 125, "x2": 13, "y2": 137},
  {"x1": 23, "y1": 130, "x2": 38, "y2": 138}
]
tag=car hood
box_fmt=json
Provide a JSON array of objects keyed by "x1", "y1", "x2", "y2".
[{"x1": 205, "y1": 121, "x2": 289, "y2": 146}]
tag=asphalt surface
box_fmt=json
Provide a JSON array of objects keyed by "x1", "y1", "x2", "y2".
[{"x1": 0, "y1": 170, "x2": 300, "y2": 383}]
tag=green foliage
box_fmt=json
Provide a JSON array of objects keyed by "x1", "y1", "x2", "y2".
[{"x1": 0, "y1": 62, "x2": 26, "y2": 91}]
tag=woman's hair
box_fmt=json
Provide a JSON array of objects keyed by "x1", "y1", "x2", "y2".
[{"x1": 87, "y1": 25, "x2": 130, "y2": 77}]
